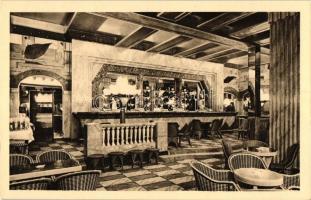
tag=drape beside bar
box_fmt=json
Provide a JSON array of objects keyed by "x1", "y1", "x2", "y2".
[{"x1": 269, "y1": 12, "x2": 300, "y2": 167}]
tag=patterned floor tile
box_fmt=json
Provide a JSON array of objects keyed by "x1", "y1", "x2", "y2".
[
  {"x1": 69, "y1": 151, "x2": 84, "y2": 157},
  {"x1": 142, "y1": 181, "x2": 175, "y2": 190},
  {"x1": 168, "y1": 163, "x2": 187, "y2": 169},
  {"x1": 100, "y1": 171, "x2": 121, "y2": 177},
  {"x1": 154, "y1": 185, "x2": 184, "y2": 191},
  {"x1": 182, "y1": 170, "x2": 193, "y2": 176},
  {"x1": 178, "y1": 181, "x2": 195, "y2": 190},
  {"x1": 105, "y1": 182, "x2": 139, "y2": 191},
  {"x1": 100, "y1": 177, "x2": 132, "y2": 187},
  {"x1": 129, "y1": 173, "x2": 157, "y2": 182},
  {"x1": 123, "y1": 186, "x2": 146, "y2": 191},
  {"x1": 61, "y1": 144, "x2": 74, "y2": 149},
  {"x1": 143, "y1": 164, "x2": 166, "y2": 170},
  {"x1": 170, "y1": 176, "x2": 194, "y2": 184},
  {"x1": 123, "y1": 169, "x2": 151, "y2": 177},
  {"x1": 153, "y1": 169, "x2": 180, "y2": 177},
  {"x1": 161, "y1": 172, "x2": 188, "y2": 180},
  {"x1": 99, "y1": 174, "x2": 126, "y2": 181},
  {"x1": 135, "y1": 177, "x2": 166, "y2": 186},
  {"x1": 177, "y1": 159, "x2": 195, "y2": 164}
]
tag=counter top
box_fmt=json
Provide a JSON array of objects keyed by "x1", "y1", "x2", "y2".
[{"x1": 73, "y1": 111, "x2": 237, "y2": 119}]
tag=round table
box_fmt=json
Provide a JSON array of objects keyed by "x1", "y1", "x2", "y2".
[{"x1": 234, "y1": 168, "x2": 283, "y2": 188}]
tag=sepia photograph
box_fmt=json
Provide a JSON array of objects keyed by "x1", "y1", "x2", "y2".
[{"x1": 1, "y1": 1, "x2": 311, "y2": 199}]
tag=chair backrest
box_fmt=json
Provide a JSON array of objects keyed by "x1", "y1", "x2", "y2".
[
  {"x1": 55, "y1": 170, "x2": 101, "y2": 190},
  {"x1": 228, "y1": 153, "x2": 267, "y2": 171},
  {"x1": 10, "y1": 178, "x2": 51, "y2": 190},
  {"x1": 283, "y1": 143, "x2": 299, "y2": 168},
  {"x1": 221, "y1": 140, "x2": 233, "y2": 160},
  {"x1": 36, "y1": 150, "x2": 72, "y2": 163},
  {"x1": 10, "y1": 154, "x2": 34, "y2": 167},
  {"x1": 239, "y1": 118, "x2": 249, "y2": 130},
  {"x1": 179, "y1": 123, "x2": 190, "y2": 134},
  {"x1": 283, "y1": 173, "x2": 300, "y2": 189},
  {"x1": 192, "y1": 119, "x2": 202, "y2": 131},
  {"x1": 190, "y1": 161, "x2": 239, "y2": 191},
  {"x1": 218, "y1": 118, "x2": 224, "y2": 129},
  {"x1": 167, "y1": 122, "x2": 179, "y2": 137},
  {"x1": 243, "y1": 140, "x2": 269, "y2": 150},
  {"x1": 210, "y1": 119, "x2": 221, "y2": 131}
]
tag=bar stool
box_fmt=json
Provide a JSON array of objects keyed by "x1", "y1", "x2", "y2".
[
  {"x1": 145, "y1": 148, "x2": 159, "y2": 164},
  {"x1": 86, "y1": 154, "x2": 106, "y2": 172},
  {"x1": 128, "y1": 149, "x2": 144, "y2": 168},
  {"x1": 108, "y1": 152, "x2": 125, "y2": 171}
]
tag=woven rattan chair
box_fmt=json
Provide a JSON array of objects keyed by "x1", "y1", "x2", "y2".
[
  {"x1": 236, "y1": 118, "x2": 249, "y2": 140},
  {"x1": 10, "y1": 141, "x2": 29, "y2": 154},
  {"x1": 210, "y1": 119, "x2": 223, "y2": 139},
  {"x1": 10, "y1": 154, "x2": 34, "y2": 167},
  {"x1": 54, "y1": 170, "x2": 101, "y2": 190},
  {"x1": 190, "y1": 161, "x2": 240, "y2": 191},
  {"x1": 221, "y1": 140, "x2": 233, "y2": 169},
  {"x1": 177, "y1": 123, "x2": 192, "y2": 147},
  {"x1": 10, "y1": 178, "x2": 51, "y2": 190},
  {"x1": 228, "y1": 153, "x2": 267, "y2": 171},
  {"x1": 270, "y1": 143, "x2": 299, "y2": 173},
  {"x1": 282, "y1": 173, "x2": 300, "y2": 190},
  {"x1": 36, "y1": 150, "x2": 74, "y2": 163}
]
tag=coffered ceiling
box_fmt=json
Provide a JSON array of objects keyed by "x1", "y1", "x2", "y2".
[{"x1": 10, "y1": 12, "x2": 271, "y2": 68}]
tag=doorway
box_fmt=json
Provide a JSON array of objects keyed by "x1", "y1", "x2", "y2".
[{"x1": 19, "y1": 75, "x2": 63, "y2": 142}]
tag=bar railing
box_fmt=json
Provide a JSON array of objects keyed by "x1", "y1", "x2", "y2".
[{"x1": 87, "y1": 122, "x2": 156, "y2": 155}]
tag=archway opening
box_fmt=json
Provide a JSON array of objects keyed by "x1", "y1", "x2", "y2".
[{"x1": 19, "y1": 75, "x2": 64, "y2": 141}]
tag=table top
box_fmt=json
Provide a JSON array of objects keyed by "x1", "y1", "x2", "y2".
[
  {"x1": 234, "y1": 168, "x2": 283, "y2": 187},
  {"x1": 10, "y1": 128, "x2": 34, "y2": 142},
  {"x1": 243, "y1": 148, "x2": 278, "y2": 157},
  {"x1": 10, "y1": 159, "x2": 82, "y2": 182}
]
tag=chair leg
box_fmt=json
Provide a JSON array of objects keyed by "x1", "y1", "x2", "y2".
[
  {"x1": 139, "y1": 153, "x2": 143, "y2": 168},
  {"x1": 187, "y1": 137, "x2": 191, "y2": 146}
]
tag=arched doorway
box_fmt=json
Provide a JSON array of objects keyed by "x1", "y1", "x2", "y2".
[{"x1": 18, "y1": 75, "x2": 64, "y2": 142}]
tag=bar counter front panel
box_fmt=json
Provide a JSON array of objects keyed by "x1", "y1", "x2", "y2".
[{"x1": 74, "y1": 111, "x2": 237, "y2": 155}]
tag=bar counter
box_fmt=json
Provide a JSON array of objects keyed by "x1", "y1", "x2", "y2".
[{"x1": 73, "y1": 111, "x2": 237, "y2": 155}]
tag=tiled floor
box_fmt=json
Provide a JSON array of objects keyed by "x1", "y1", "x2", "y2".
[{"x1": 28, "y1": 133, "x2": 241, "y2": 191}]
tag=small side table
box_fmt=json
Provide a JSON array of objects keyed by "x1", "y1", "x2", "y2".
[
  {"x1": 128, "y1": 149, "x2": 144, "y2": 168},
  {"x1": 108, "y1": 152, "x2": 125, "y2": 171},
  {"x1": 87, "y1": 154, "x2": 106, "y2": 172},
  {"x1": 145, "y1": 148, "x2": 159, "y2": 164}
]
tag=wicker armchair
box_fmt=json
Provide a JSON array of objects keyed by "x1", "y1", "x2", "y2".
[
  {"x1": 221, "y1": 140, "x2": 233, "y2": 169},
  {"x1": 10, "y1": 178, "x2": 51, "y2": 190},
  {"x1": 210, "y1": 119, "x2": 223, "y2": 139},
  {"x1": 228, "y1": 153, "x2": 267, "y2": 171},
  {"x1": 36, "y1": 150, "x2": 74, "y2": 163},
  {"x1": 54, "y1": 170, "x2": 101, "y2": 190},
  {"x1": 269, "y1": 143, "x2": 299, "y2": 173},
  {"x1": 10, "y1": 141, "x2": 29, "y2": 154},
  {"x1": 177, "y1": 123, "x2": 192, "y2": 147},
  {"x1": 190, "y1": 161, "x2": 240, "y2": 191},
  {"x1": 282, "y1": 173, "x2": 300, "y2": 190},
  {"x1": 10, "y1": 154, "x2": 34, "y2": 167}
]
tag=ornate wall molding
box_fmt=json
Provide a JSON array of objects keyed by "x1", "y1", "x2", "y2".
[{"x1": 10, "y1": 69, "x2": 71, "y2": 90}]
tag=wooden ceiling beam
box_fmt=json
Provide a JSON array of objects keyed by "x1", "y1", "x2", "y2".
[
  {"x1": 196, "y1": 46, "x2": 231, "y2": 60},
  {"x1": 91, "y1": 12, "x2": 251, "y2": 51},
  {"x1": 209, "y1": 51, "x2": 248, "y2": 63},
  {"x1": 175, "y1": 42, "x2": 218, "y2": 57},
  {"x1": 116, "y1": 26, "x2": 157, "y2": 48},
  {"x1": 146, "y1": 35, "x2": 192, "y2": 53},
  {"x1": 211, "y1": 12, "x2": 254, "y2": 31},
  {"x1": 11, "y1": 15, "x2": 66, "y2": 34},
  {"x1": 64, "y1": 12, "x2": 77, "y2": 33},
  {"x1": 242, "y1": 30, "x2": 270, "y2": 42},
  {"x1": 204, "y1": 49, "x2": 239, "y2": 61},
  {"x1": 230, "y1": 21, "x2": 270, "y2": 39}
]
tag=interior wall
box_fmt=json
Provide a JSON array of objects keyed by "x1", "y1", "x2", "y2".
[
  {"x1": 72, "y1": 39, "x2": 225, "y2": 113},
  {"x1": 269, "y1": 13, "x2": 300, "y2": 166},
  {"x1": 10, "y1": 34, "x2": 72, "y2": 138}
]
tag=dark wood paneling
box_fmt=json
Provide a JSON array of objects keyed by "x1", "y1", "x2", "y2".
[{"x1": 269, "y1": 13, "x2": 300, "y2": 166}]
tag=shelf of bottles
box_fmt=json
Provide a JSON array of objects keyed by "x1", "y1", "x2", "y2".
[{"x1": 95, "y1": 73, "x2": 210, "y2": 112}]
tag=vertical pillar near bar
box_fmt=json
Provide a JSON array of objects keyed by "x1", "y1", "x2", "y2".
[{"x1": 254, "y1": 45, "x2": 261, "y2": 117}]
